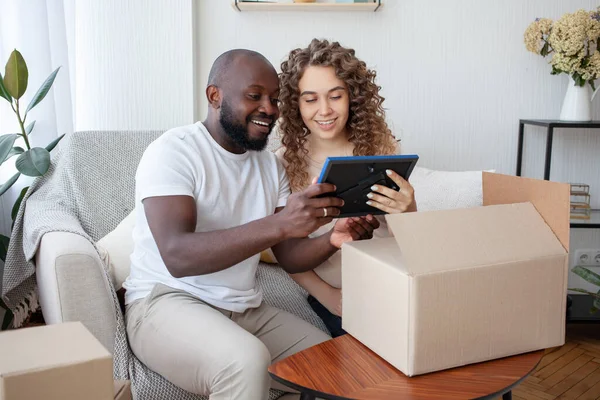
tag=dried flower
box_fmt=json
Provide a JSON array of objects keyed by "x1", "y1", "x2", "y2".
[
  {"x1": 525, "y1": 7, "x2": 600, "y2": 88},
  {"x1": 549, "y1": 10, "x2": 589, "y2": 57},
  {"x1": 524, "y1": 18, "x2": 553, "y2": 53}
]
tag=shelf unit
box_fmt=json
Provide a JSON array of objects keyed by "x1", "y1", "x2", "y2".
[
  {"x1": 570, "y1": 209, "x2": 600, "y2": 229},
  {"x1": 516, "y1": 119, "x2": 600, "y2": 230},
  {"x1": 232, "y1": 1, "x2": 382, "y2": 12},
  {"x1": 516, "y1": 119, "x2": 600, "y2": 323}
]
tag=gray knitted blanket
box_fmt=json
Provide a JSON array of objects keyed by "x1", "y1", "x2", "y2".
[{"x1": 1, "y1": 130, "x2": 328, "y2": 400}]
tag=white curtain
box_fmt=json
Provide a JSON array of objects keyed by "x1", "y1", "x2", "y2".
[{"x1": 0, "y1": 0, "x2": 74, "y2": 237}]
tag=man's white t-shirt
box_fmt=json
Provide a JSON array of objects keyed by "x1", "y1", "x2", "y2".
[{"x1": 122, "y1": 122, "x2": 290, "y2": 312}]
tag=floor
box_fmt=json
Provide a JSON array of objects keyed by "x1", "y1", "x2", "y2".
[{"x1": 504, "y1": 325, "x2": 600, "y2": 400}]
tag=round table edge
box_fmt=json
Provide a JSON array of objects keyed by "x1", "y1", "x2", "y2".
[{"x1": 268, "y1": 349, "x2": 545, "y2": 400}]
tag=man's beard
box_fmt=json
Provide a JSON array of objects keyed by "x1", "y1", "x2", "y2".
[{"x1": 219, "y1": 99, "x2": 271, "y2": 151}]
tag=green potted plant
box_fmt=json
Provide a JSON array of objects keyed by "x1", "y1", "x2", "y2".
[
  {"x1": 568, "y1": 265, "x2": 600, "y2": 314},
  {"x1": 0, "y1": 49, "x2": 64, "y2": 329}
]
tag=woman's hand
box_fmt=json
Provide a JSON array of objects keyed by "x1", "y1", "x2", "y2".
[
  {"x1": 366, "y1": 169, "x2": 417, "y2": 214},
  {"x1": 330, "y1": 214, "x2": 380, "y2": 249}
]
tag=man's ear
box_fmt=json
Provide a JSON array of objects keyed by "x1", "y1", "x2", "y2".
[{"x1": 206, "y1": 85, "x2": 221, "y2": 109}]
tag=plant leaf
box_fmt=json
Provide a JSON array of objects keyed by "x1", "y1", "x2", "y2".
[
  {"x1": 572, "y1": 265, "x2": 600, "y2": 286},
  {"x1": 551, "y1": 65, "x2": 563, "y2": 75},
  {"x1": 45, "y1": 133, "x2": 65, "y2": 152},
  {"x1": 16, "y1": 148, "x2": 50, "y2": 177},
  {"x1": 594, "y1": 289, "x2": 600, "y2": 310},
  {"x1": 0, "y1": 172, "x2": 20, "y2": 196},
  {"x1": 0, "y1": 134, "x2": 20, "y2": 164},
  {"x1": 5, "y1": 146, "x2": 24, "y2": 161},
  {"x1": 25, "y1": 67, "x2": 60, "y2": 115},
  {"x1": 572, "y1": 72, "x2": 586, "y2": 87},
  {"x1": 0, "y1": 72, "x2": 12, "y2": 103},
  {"x1": 4, "y1": 49, "x2": 28, "y2": 99},
  {"x1": 568, "y1": 287, "x2": 600, "y2": 298},
  {"x1": 582, "y1": 57, "x2": 591, "y2": 68},
  {"x1": 25, "y1": 120, "x2": 35, "y2": 136},
  {"x1": 0, "y1": 233, "x2": 9, "y2": 263},
  {"x1": 11, "y1": 186, "x2": 28, "y2": 223}
]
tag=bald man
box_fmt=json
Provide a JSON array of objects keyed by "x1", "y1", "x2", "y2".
[{"x1": 122, "y1": 50, "x2": 379, "y2": 399}]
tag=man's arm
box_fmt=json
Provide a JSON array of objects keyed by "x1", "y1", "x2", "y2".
[
  {"x1": 144, "y1": 196, "x2": 286, "y2": 278},
  {"x1": 271, "y1": 230, "x2": 338, "y2": 275},
  {"x1": 144, "y1": 183, "x2": 343, "y2": 278},
  {"x1": 272, "y1": 215, "x2": 380, "y2": 274}
]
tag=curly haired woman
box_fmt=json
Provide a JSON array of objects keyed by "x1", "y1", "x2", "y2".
[{"x1": 272, "y1": 39, "x2": 417, "y2": 337}]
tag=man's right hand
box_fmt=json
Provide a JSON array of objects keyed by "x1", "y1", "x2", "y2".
[{"x1": 276, "y1": 183, "x2": 344, "y2": 239}]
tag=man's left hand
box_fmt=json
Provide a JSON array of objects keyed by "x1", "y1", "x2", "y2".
[{"x1": 330, "y1": 214, "x2": 380, "y2": 249}]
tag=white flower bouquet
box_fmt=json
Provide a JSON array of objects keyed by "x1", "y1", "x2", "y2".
[{"x1": 525, "y1": 8, "x2": 600, "y2": 89}]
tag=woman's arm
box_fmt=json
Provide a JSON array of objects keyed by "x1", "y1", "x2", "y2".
[{"x1": 291, "y1": 270, "x2": 342, "y2": 316}]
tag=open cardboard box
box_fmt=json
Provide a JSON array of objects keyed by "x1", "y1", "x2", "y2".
[{"x1": 342, "y1": 172, "x2": 570, "y2": 377}]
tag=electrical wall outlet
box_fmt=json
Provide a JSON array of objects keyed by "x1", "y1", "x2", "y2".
[{"x1": 574, "y1": 249, "x2": 600, "y2": 266}]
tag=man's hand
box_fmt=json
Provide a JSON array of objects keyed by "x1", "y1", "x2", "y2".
[
  {"x1": 330, "y1": 214, "x2": 380, "y2": 249},
  {"x1": 275, "y1": 183, "x2": 344, "y2": 239}
]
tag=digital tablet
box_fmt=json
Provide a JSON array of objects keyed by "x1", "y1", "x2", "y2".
[{"x1": 317, "y1": 154, "x2": 419, "y2": 218}]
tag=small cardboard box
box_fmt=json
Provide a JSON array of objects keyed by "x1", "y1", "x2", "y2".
[
  {"x1": 0, "y1": 322, "x2": 113, "y2": 400},
  {"x1": 342, "y1": 173, "x2": 570, "y2": 376}
]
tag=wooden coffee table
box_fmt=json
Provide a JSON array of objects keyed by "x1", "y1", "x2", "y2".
[{"x1": 269, "y1": 334, "x2": 544, "y2": 400}]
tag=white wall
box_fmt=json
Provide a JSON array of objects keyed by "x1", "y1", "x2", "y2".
[
  {"x1": 73, "y1": 0, "x2": 195, "y2": 131},
  {"x1": 1, "y1": 0, "x2": 196, "y2": 235},
  {"x1": 3, "y1": 1, "x2": 599, "y2": 293},
  {"x1": 197, "y1": 0, "x2": 600, "y2": 291},
  {"x1": 196, "y1": 0, "x2": 598, "y2": 176}
]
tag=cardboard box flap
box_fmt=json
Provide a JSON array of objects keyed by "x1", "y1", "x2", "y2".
[
  {"x1": 0, "y1": 322, "x2": 111, "y2": 375},
  {"x1": 343, "y1": 237, "x2": 409, "y2": 274},
  {"x1": 482, "y1": 172, "x2": 570, "y2": 250},
  {"x1": 385, "y1": 202, "x2": 566, "y2": 276},
  {"x1": 114, "y1": 380, "x2": 132, "y2": 400}
]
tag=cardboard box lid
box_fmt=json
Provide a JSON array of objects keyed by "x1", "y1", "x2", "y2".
[
  {"x1": 482, "y1": 172, "x2": 570, "y2": 250},
  {"x1": 385, "y1": 201, "x2": 566, "y2": 276},
  {"x1": 0, "y1": 322, "x2": 111, "y2": 376}
]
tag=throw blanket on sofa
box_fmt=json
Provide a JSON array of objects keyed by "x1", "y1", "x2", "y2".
[{"x1": 2, "y1": 130, "x2": 328, "y2": 400}]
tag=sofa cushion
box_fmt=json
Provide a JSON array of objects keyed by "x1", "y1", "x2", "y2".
[
  {"x1": 410, "y1": 166, "x2": 493, "y2": 212},
  {"x1": 260, "y1": 248, "x2": 278, "y2": 264},
  {"x1": 97, "y1": 211, "x2": 135, "y2": 290}
]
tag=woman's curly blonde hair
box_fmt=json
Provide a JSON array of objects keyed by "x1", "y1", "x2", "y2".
[{"x1": 279, "y1": 38, "x2": 397, "y2": 191}]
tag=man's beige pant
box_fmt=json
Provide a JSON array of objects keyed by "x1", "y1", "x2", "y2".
[{"x1": 126, "y1": 283, "x2": 330, "y2": 400}]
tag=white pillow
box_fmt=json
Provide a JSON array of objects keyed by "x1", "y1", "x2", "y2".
[
  {"x1": 96, "y1": 211, "x2": 136, "y2": 290},
  {"x1": 409, "y1": 166, "x2": 494, "y2": 212}
]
